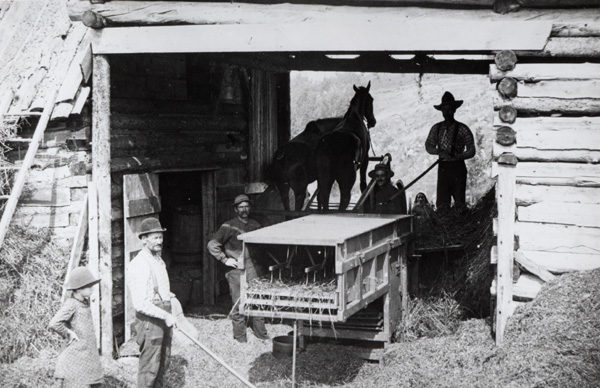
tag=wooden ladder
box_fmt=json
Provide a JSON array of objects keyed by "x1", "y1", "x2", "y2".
[{"x1": 0, "y1": 90, "x2": 58, "y2": 248}]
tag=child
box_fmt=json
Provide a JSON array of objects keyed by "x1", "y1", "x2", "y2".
[{"x1": 49, "y1": 267, "x2": 103, "y2": 388}]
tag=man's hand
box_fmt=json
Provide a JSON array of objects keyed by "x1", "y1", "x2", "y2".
[
  {"x1": 224, "y1": 258, "x2": 239, "y2": 269},
  {"x1": 439, "y1": 151, "x2": 453, "y2": 161},
  {"x1": 165, "y1": 314, "x2": 177, "y2": 328}
]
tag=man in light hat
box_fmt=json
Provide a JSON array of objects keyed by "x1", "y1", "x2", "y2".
[
  {"x1": 425, "y1": 91, "x2": 476, "y2": 214},
  {"x1": 363, "y1": 163, "x2": 407, "y2": 214},
  {"x1": 208, "y1": 194, "x2": 269, "y2": 343},
  {"x1": 127, "y1": 217, "x2": 177, "y2": 388}
]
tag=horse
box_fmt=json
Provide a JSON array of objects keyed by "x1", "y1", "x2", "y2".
[
  {"x1": 267, "y1": 117, "x2": 341, "y2": 210},
  {"x1": 315, "y1": 82, "x2": 376, "y2": 211}
]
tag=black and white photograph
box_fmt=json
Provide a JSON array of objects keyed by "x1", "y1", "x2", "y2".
[{"x1": 0, "y1": 0, "x2": 599, "y2": 387}]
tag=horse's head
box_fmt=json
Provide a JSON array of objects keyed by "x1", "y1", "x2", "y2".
[{"x1": 352, "y1": 81, "x2": 376, "y2": 129}]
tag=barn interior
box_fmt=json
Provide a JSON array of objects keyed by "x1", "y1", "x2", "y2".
[{"x1": 106, "y1": 51, "x2": 500, "y2": 347}]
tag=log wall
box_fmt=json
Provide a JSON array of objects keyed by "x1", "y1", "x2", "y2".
[
  {"x1": 490, "y1": 57, "x2": 600, "y2": 342},
  {"x1": 107, "y1": 54, "x2": 289, "y2": 343},
  {"x1": 10, "y1": 111, "x2": 91, "y2": 245}
]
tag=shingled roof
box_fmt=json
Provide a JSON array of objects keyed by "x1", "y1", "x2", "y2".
[{"x1": 0, "y1": 0, "x2": 92, "y2": 121}]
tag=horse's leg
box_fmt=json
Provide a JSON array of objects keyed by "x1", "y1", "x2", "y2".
[
  {"x1": 338, "y1": 166, "x2": 357, "y2": 211},
  {"x1": 317, "y1": 177, "x2": 333, "y2": 211},
  {"x1": 359, "y1": 158, "x2": 368, "y2": 193},
  {"x1": 294, "y1": 189, "x2": 307, "y2": 211}
]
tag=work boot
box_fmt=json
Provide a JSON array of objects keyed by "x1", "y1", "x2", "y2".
[
  {"x1": 234, "y1": 335, "x2": 247, "y2": 343},
  {"x1": 251, "y1": 318, "x2": 269, "y2": 340}
]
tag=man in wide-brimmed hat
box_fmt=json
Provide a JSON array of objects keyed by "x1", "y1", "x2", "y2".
[
  {"x1": 127, "y1": 217, "x2": 177, "y2": 387},
  {"x1": 363, "y1": 163, "x2": 407, "y2": 214},
  {"x1": 208, "y1": 194, "x2": 269, "y2": 343},
  {"x1": 425, "y1": 91, "x2": 475, "y2": 213}
]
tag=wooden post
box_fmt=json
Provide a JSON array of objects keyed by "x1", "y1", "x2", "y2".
[
  {"x1": 495, "y1": 152, "x2": 517, "y2": 345},
  {"x1": 248, "y1": 69, "x2": 278, "y2": 182},
  {"x1": 201, "y1": 171, "x2": 217, "y2": 304},
  {"x1": 93, "y1": 54, "x2": 113, "y2": 357},
  {"x1": 88, "y1": 182, "x2": 101, "y2": 350}
]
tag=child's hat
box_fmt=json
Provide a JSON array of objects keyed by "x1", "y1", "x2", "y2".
[{"x1": 66, "y1": 267, "x2": 100, "y2": 290}]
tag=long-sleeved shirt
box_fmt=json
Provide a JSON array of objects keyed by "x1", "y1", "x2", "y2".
[
  {"x1": 425, "y1": 120, "x2": 475, "y2": 161},
  {"x1": 207, "y1": 217, "x2": 261, "y2": 264},
  {"x1": 48, "y1": 295, "x2": 103, "y2": 384},
  {"x1": 364, "y1": 182, "x2": 407, "y2": 214},
  {"x1": 126, "y1": 247, "x2": 172, "y2": 321}
]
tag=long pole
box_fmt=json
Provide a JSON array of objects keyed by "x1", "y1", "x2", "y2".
[
  {"x1": 292, "y1": 320, "x2": 298, "y2": 388},
  {"x1": 0, "y1": 90, "x2": 57, "y2": 249},
  {"x1": 177, "y1": 327, "x2": 256, "y2": 388}
]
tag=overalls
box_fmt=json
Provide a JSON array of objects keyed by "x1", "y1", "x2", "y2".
[{"x1": 135, "y1": 268, "x2": 172, "y2": 388}]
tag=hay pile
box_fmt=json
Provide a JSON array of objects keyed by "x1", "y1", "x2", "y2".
[
  {"x1": 351, "y1": 268, "x2": 600, "y2": 388},
  {"x1": 416, "y1": 188, "x2": 495, "y2": 318},
  {"x1": 395, "y1": 292, "x2": 464, "y2": 342},
  {"x1": 0, "y1": 225, "x2": 69, "y2": 363}
]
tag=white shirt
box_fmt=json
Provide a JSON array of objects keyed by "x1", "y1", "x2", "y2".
[{"x1": 126, "y1": 247, "x2": 172, "y2": 320}]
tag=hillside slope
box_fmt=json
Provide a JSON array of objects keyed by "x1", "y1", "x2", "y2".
[{"x1": 291, "y1": 71, "x2": 494, "y2": 206}]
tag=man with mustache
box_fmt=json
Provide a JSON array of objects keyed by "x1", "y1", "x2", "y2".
[
  {"x1": 363, "y1": 162, "x2": 407, "y2": 214},
  {"x1": 127, "y1": 217, "x2": 177, "y2": 387},
  {"x1": 208, "y1": 194, "x2": 269, "y2": 343}
]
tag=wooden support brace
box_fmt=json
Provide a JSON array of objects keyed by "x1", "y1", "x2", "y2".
[
  {"x1": 92, "y1": 54, "x2": 113, "y2": 357},
  {"x1": 514, "y1": 251, "x2": 555, "y2": 283},
  {"x1": 495, "y1": 152, "x2": 517, "y2": 345}
]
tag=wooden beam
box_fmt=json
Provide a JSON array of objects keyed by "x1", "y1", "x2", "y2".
[
  {"x1": 62, "y1": 193, "x2": 89, "y2": 303},
  {"x1": 494, "y1": 96, "x2": 600, "y2": 115},
  {"x1": 88, "y1": 182, "x2": 101, "y2": 350},
  {"x1": 67, "y1": 1, "x2": 600, "y2": 27},
  {"x1": 493, "y1": 143, "x2": 600, "y2": 163},
  {"x1": 92, "y1": 21, "x2": 552, "y2": 54},
  {"x1": 490, "y1": 62, "x2": 600, "y2": 82},
  {"x1": 494, "y1": 153, "x2": 516, "y2": 345},
  {"x1": 519, "y1": 37, "x2": 600, "y2": 57},
  {"x1": 201, "y1": 171, "x2": 217, "y2": 305},
  {"x1": 92, "y1": 54, "x2": 113, "y2": 357},
  {"x1": 519, "y1": 202, "x2": 600, "y2": 228},
  {"x1": 0, "y1": 90, "x2": 57, "y2": 248},
  {"x1": 514, "y1": 251, "x2": 555, "y2": 283},
  {"x1": 515, "y1": 184, "x2": 600, "y2": 206},
  {"x1": 516, "y1": 222, "x2": 600, "y2": 254},
  {"x1": 289, "y1": 54, "x2": 490, "y2": 74},
  {"x1": 518, "y1": 249, "x2": 600, "y2": 273}
]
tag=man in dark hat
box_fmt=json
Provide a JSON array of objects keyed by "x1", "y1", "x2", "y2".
[
  {"x1": 425, "y1": 92, "x2": 476, "y2": 214},
  {"x1": 363, "y1": 163, "x2": 407, "y2": 214},
  {"x1": 207, "y1": 194, "x2": 269, "y2": 343},
  {"x1": 127, "y1": 217, "x2": 177, "y2": 388}
]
